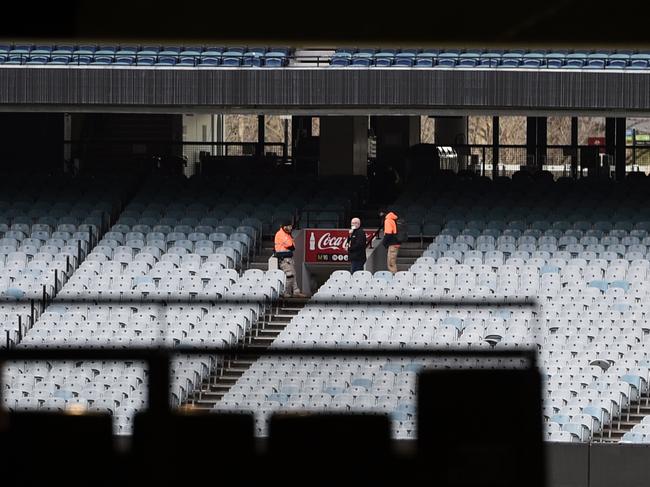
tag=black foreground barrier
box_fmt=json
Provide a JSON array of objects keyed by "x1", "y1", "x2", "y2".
[{"x1": 0, "y1": 346, "x2": 543, "y2": 487}]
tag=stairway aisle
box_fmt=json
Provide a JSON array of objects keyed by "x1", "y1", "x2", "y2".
[
  {"x1": 396, "y1": 239, "x2": 432, "y2": 272},
  {"x1": 598, "y1": 392, "x2": 650, "y2": 443},
  {"x1": 186, "y1": 297, "x2": 308, "y2": 410}
]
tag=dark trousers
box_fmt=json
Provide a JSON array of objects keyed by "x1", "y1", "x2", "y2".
[{"x1": 350, "y1": 260, "x2": 365, "y2": 274}]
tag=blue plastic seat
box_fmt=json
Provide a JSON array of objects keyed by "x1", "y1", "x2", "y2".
[
  {"x1": 72, "y1": 55, "x2": 92, "y2": 65},
  {"x1": 203, "y1": 46, "x2": 224, "y2": 55},
  {"x1": 522, "y1": 59, "x2": 542, "y2": 68},
  {"x1": 438, "y1": 49, "x2": 461, "y2": 58},
  {"x1": 330, "y1": 57, "x2": 350, "y2": 67},
  {"x1": 242, "y1": 56, "x2": 263, "y2": 67},
  {"x1": 198, "y1": 57, "x2": 220, "y2": 67},
  {"x1": 376, "y1": 49, "x2": 398, "y2": 57},
  {"x1": 6, "y1": 55, "x2": 25, "y2": 64},
  {"x1": 356, "y1": 48, "x2": 377, "y2": 57},
  {"x1": 223, "y1": 47, "x2": 245, "y2": 57},
  {"x1": 629, "y1": 60, "x2": 649, "y2": 69},
  {"x1": 374, "y1": 57, "x2": 393, "y2": 67},
  {"x1": 26, "y1": 56, "x2": 49, "y2": 64},
  {"x1": 523, "y1": 50, "x2": 546, "y2": 58},
  {"x1": 156, "y1": 56, "x2": 178, "y2": 66},
  {"x1": 263, "y1": 57, "x2": 284, "y2": 67},
  {"x1": 545, "y1": 51, "x2": 568, "y2": 59},
  {"x1": 478, "y1": 59, "x2": 498, "y2": 68},
  {"x1": 437, "y1": 58, "x2": 456, "y2": 67},
  {"x1": 10, "y1": 44, "x2": 32, "y2": 54},
  {"x1": 178, "y1": 57, "x2": 196, "y2": 66},
  {"x1": 565, "y1": 59, "x2": 585, "y2": 68},
  {"x1": 606, "y1": 59, "x2": 627, "y2": 69},
  {"x1": 264, "y1": 47, "x2": 291, "y2": 57},
  {"x1": 396, "y1": 49, "x2": 419, "y2": 57},
  {"x1": 247, "y1": 47, "x2": 267, "y2": 56},
  {"x1": 222, "y1": 57, "x2": 242, "y2": 67},
  {"x1": 415, "y1": 58, "x2": 433, "y2": 67},
  {"x1": 48, "y1": 55, "x2": 70, "y2": 65},
  {"x1": 586, "y1": 59, "x2": 605, "y2": 69},
  {"x1": 502, "y1": 49, "x2": 525, "y2": 58},
  {"x1": 91, "y1": 55, "x2": 113, "y2": 65},
  {"x1": 136, "y1": 56, "x2": 156, "y2": 66},
  {"x1": 138, "y1": 46, "x2": 160, "y2": 55},
  {"x1": 458, "y1": 59, "x2": 477, "y2": 67},
  {"x1": 31, "y1": 45, "x2": 53, "y2": 55},
  {"x1": 499, "y1": 59, "x2": 521, "y2": 68},
  {"x1": 547, "y1": 59, "x2": 564, "y2": 68},
  {"x1": 351, "y1": 58, "x2": 372, "y2": 67},
  {"x1": 95, "y1": 46, "x2": 117, "y2": 55},
  {"x1": 418, "y1": 48, "x2": 440, "y2": 58},
  {"x1": 394, "y1": 58, "x2": 413, "y2": 67},
  {"x1": 114, "y1": 56, "x2": 135, "y2": 65},
  {"x1": 73, "y1": 45, "x2": 96, "y2": 55}
]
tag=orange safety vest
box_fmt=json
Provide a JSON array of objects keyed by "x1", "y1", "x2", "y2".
[
  {"x1": 383, "y1": 212, "x2": 400, "y2": 248},
  {"x1": 274, "y1": 228, "x2": 295, "y2": 253}
]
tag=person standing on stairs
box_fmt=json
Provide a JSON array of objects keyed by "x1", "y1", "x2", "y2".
[
  {"x1": 381, "y1": 210, "x2": 400, "y2": 274},
  {"x1": 274, "y1": 221, "x2": 306, "y2": 298},
  {"x1": 345, "y1": 217, "x2": 367, "y2": 274}
]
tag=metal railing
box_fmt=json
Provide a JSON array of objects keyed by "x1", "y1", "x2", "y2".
[{"x1": 445, "y1": 144, "x2": 650, "y2": 179}]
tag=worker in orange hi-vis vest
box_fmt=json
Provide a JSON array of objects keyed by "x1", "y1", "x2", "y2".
[
  {"x1": 381, "y1": 211, "x2": 400, "y2": 274},
  {"x1": 274, "y1": 221, "x2": 306, "y2": 298}
]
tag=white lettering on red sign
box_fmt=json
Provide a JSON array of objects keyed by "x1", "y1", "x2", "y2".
[{"x1": 317, "y1": 232, "x2": 347, "y2": 251}]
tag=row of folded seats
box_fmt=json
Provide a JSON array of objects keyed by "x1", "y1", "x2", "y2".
[
  {"x1": 0, "y1": 174, "x2": 132, "y2": 347},
  {"x1": 221, "y1": 177, "x2": 650, "y2": 442},
  {"x1": 331, "y1": 57, "x2": 650, "y2": 69},
  {"x1": 115, "y1": 175, "x2": 355, "y2": 237},
  {"x1": 223, "y1": 266, "x2": 650, "y2": 442},
  {"x1": 0, "y1": 45, "x2": 292, "y2": 66},
  {"x1": 331, "y1": 48, "x2": 650, "y2": 69},
  {"x1": 7, "y1": 265, "x2": 285, "y2": 433}
]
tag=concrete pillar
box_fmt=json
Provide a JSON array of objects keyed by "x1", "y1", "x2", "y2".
[
  {"x1": 257, "y1": 115, "x2": 265, "y2": 157},
  {"x1": 526, "y1": 116, "x2": 547, "y2": 168},
  {"x1": 570, "y1": 117, "x2": 578, "y2": 178},
  {"x1": 434, "y1": 116, "x2": 467, "y2": 145},
  {"x1": 492, "y1": 116, "x2": 500, "y2": 178},
  {"x1": 319, "y1": 116, "x2": 368, "y2": 176},
  {"x1": 615, "y1": 117, "x2": 626, "y2": 181},
  {"x1": 606, "y1": 117, "x2": 616, "y2": 177}
]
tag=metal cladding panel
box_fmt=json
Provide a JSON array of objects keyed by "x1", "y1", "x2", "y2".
[{"x1": 0, "y1": 67, "x2": 649, "y2": 111}]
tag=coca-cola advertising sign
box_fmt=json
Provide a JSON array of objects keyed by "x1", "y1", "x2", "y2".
[{"x1": 304, "y1": 229, "x2": 377, "y2": 263}]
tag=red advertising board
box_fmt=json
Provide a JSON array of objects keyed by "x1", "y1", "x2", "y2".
[
  {"x1": 588, "y1": 136, "x2": 606, "y2": 154},
  {"x1": 304, "y1": 229, "x2": 378, "y2": 264}
]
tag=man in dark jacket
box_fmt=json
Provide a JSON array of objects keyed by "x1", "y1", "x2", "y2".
[{"x1": 345, "y1": 217, "x2": 366, "y2": 274}]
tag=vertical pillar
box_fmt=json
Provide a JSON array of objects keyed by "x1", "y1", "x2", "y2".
[
  {"x1": 537, "y1": 117, "x2": 547, "y2": 168},
  {"x1": 257, "y1": 115, "x2": 265, "y2": 157},
  {"x1": 492, "y1": 116, "x2": 500, "y2": 179},
  {"x1": 605, "y1": 117, "x2": 616, "y2": 178},
  {"x1": 319, "y1": 116, "x2": 368, "y2": 176},
  {"x1": 570, "y1": 117, "x2": 578, "y2": 178},
  {"x1": 615, "y1": 117, "x2": 626, "y2": 181}
]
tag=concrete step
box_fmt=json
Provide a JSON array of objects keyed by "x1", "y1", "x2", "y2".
[{"x1": 184, "y1": 296, "x2": 308, "y2": 409}]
